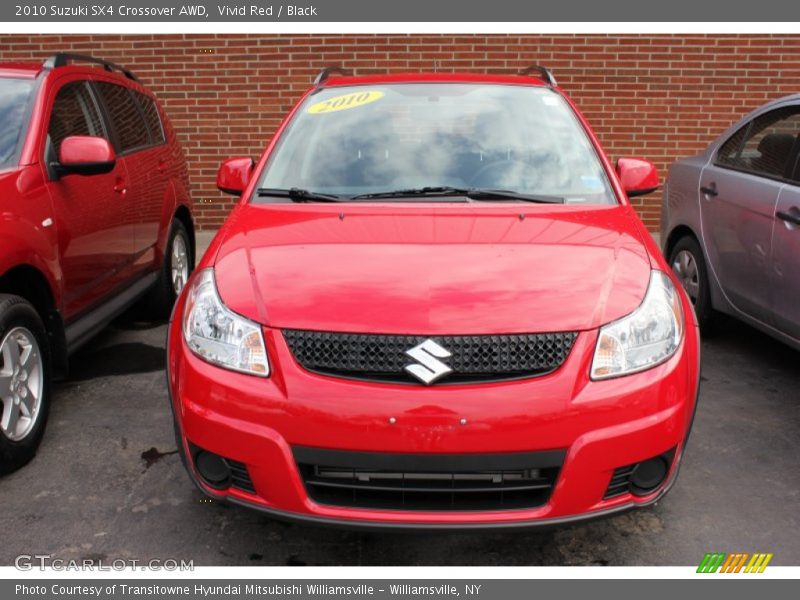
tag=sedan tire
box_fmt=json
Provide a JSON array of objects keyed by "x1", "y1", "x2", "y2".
[{"x1": 669, "y1": 235, "x2": 717, "y2": 334}]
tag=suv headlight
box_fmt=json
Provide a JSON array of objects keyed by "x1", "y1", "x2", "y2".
[
  {"x1": 591, "y1": 270, "x2": 684, "y2": 380},
  {"x1": 182, "y1": 269, "x2": 269, "y2": 377}
]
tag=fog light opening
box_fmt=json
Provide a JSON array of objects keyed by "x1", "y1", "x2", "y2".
[
  {"x1": 630, "y1": 451, "x2": 674, "y2": 496},
  {"x1": 195, "y1": 450, "x2": 231, "y2": 489}
]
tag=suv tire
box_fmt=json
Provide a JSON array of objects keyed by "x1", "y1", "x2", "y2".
[
  {"x1": 0, "y1": 294, "x2": 51, "y2": 475},
  {"x1": 145, "y1": 220, "x2": 193, "y2": 320}
]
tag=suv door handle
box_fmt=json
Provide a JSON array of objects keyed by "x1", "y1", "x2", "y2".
[
  {"x1": 113, "y1": 178, "x2": 127, "y2": 195},
  {"x1": 776, "y1": 209, "x2": 800, "y2": 226},
  {"x1": 700, "y1": 183, "x2": 718, "y2": 197}
]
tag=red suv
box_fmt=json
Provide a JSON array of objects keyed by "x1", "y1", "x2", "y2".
[
  {"x1": 168, "y1": 67, "x2": 699, "y2": 529},
  {"x1": 1, "y1": 54, "x2": 194, "y2": 474}
]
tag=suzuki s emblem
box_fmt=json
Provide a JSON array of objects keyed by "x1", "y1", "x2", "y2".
[{"x1": 404, "y1": 339, "x2": 453, "y2": 385}]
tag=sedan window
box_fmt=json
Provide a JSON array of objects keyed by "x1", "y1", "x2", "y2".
[{"x1": 717, "y1": 107, "x2": 800, "y2": 180}]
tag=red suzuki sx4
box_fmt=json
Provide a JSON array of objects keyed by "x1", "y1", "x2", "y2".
[{"x1": 168, "y1": 67, "x2": 700, "y2": 529}]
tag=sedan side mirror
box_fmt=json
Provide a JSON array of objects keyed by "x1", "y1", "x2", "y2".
[
  {"x1": 217, "y1": 157, "x2": 255, "y2": 195},
  {"x1": 55, "y1": 135, "x2": 116, "y2": 177},
  {"x1": 616, "y1": 157, "x2": 659, "y2": 197}
]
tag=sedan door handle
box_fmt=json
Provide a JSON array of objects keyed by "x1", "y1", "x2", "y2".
[
  {"x1": 776, "y1": 209, "x2": 800, "y2": 226},
  {"x1": 113, "y1": 178, "x2": 127, "y2": 195},
  {"x1": 700, "y1": 183, "x2": 718, "y2": 197}
]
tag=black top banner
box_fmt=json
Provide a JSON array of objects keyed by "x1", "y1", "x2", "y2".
[{"x1": 1, "y1": 0, "x2": 798, "y2": 22}]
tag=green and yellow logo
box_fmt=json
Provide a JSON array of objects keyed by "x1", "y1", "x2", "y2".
[{"x1": 697, "y1": 552, "x2": 773, "y2": 573}]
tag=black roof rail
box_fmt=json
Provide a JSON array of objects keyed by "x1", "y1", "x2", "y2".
[
  {"x1": 42, "y1": 53, "x2": 139, "y2": 82},
  {"x1": 313, "y1": 66, "x2": 352, "y2": 86},
  {"x1": 518, "y1": 65, "x2": 557, "y2": 87}
]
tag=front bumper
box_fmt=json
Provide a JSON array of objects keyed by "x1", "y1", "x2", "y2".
[{"x1": 167, "y1": 308, "x2": 700, "y2": 529}]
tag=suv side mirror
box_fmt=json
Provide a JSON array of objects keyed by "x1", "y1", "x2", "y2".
[
  {"x1": 217, "y1": 157, "x2": 255, "y2": 195},
  {"x1": 55, "y1": 136, "x2": 116, "y2": 177},
  {"x1": 615, "y1": 157, "x2": 659, "y2": 197}
]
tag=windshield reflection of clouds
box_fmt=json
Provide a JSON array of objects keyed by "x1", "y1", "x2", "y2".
[
  {"x1": 260, "y1": 84, "x2": 615, "y2": 204},
  {"x1": 0, "y1": 79, "x2": 33, "y2": 167}
]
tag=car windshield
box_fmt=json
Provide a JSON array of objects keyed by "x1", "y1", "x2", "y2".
[
  {"x1": 255, "y1": 83, "x2": 616, "y2": 204},
  {"x1": 0, "y1": 77, "x2": 34, "y2": 169}
]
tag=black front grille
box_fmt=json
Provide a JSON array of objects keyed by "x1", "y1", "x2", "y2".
[
  {"x1": 283, "y1": 330, "x2": 577, "y2": 384},
  {"x1": 295, "y1": 447, "x2": 564, "y2": 511}
]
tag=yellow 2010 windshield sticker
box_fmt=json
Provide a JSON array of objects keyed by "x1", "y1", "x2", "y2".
[{"x1": 307, "y1": 91, "x2": 385, "y2": 114}]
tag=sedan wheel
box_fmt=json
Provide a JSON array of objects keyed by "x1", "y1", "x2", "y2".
[
  {"x1": 0, "y1": 327, "x2": 44, "y2": 442},
  {"x1": 672, "y1": 249, "x2": 700, "y2": 305},
  {"x1": 668, "y1": 235, "x2": 718, "y2": 334}
]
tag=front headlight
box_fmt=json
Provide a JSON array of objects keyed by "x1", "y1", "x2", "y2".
[
  {"x1": 591, "y1": 270, "x2": 684, "y2": 380},
  {"x1": 182, "y1": 269, "x2": 269, "y2": 377}
]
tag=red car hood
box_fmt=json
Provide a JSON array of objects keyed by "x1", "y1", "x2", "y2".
[{"x1": 213, "y1": 203, "x2": 653, "y2": 334}]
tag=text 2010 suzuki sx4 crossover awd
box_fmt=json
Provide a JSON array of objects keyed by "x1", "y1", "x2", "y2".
[{"x1": 168, "y1": 67, "x2": 700, "y2": 529}]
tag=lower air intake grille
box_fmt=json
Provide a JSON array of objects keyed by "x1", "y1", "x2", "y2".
[
  {"x1": 604, "y1": 449, "x2": 677, "y2": 499},
  {"x1": 283, "y1": 330, "x2": 578, "y2": 384},
  {"x1": 294, "y1": 447, "x2": 565, "y2": 511},
  {"x1": 227, "y1": 459, "x2": 256, "y2": 494},
  {"x1": 604, "y1": 464, "x2": 636, "y2": 499}
]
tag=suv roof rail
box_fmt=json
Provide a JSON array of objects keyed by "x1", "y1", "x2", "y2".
[
  {"x1": 313, "y1": 66, "x2": 352, "y2": 86},
  {"x1": 42, "y1": 53, "x2": 139, "y2": 82},
  {"x1": 312, "y1": 65, "x2": 557, "y2": 87},
  {"x1": 518, "y1": 65, "x2": 557, "y2": 87}
]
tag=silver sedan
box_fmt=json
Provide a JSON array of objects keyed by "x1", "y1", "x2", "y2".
[{"x1": 662, "y1": 94, "x2": 800, "y2": 349}]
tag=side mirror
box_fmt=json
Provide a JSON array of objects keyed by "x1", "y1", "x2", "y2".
[
  {"x1": 615, "y1": 157, "x2": 659, "y2": 197},
  {"x1": 217, "y1": 157, "x2": 255, "y2": 195},
  {"x1": 55, "y1": 136, "x2": 116, "y2": 177}
]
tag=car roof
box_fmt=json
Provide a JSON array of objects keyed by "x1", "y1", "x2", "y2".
[
  {"x1": 319, "y1": 72, "x2": 554, "y2": 88},
  {"x1": 756, "y1": 93, "x2": 800, "y2": 110},
  {"x1": 0, "y1": 63, "x2": 43, "y2": 79},
  {"x1": 0, "y1": 62, "x2": 141, "y2": 88}
]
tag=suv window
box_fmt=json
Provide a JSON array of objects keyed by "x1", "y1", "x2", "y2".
[
  {"x1": 48, "y1": 81, "x2": 107, "y2": 156},
  {"x1": 0, "y1": 78, "x2": 34, "y2": 168},
  {"x1": 95, "y1": 82, "x2": 149, "y2": 153},
  {"x1": 135, "y1": 91, "x2": 165, "y2": 145},
  {"x1": 717, "y1": 107, "x2": 800, "y2": 180}
]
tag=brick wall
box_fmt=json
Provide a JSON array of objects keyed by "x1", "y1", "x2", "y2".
[{"x1": 1, "y1": 34, "x2": 799, "y2": 231}]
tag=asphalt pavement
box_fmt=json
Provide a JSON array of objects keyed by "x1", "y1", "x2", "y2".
[{"x1": 1, "y1": 232, "x2": 798, "y2": 566}]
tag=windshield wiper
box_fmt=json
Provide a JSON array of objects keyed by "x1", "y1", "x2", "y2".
[
  {"x1": 255, "y1": 187, "x2": 343, "y2": 203},
  {"x1": 256, "y1": 186, "x2": 565, "y2": 204},
  {"x1": 464, "y1": 189, "x2": 565, "y2": 204},
  {"x1": 352, "y1": 186, "x2": 467, "y2": 200},
  {"x1": 351, "y1": 186, "x2": 564, "y2": 204}
]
